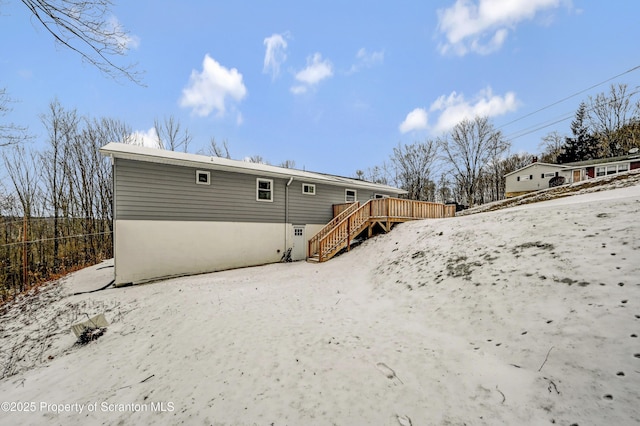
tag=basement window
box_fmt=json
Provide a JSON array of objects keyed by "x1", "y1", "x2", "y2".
[
  {"x1": 345, "y1": 189, "x2": 357, "y2": 202},
  {"x1": 302, "y1": 183, "x2": 316, "y2": 195},
  {"x1": 196, "y1": 170, "x2": 210, "y2": 185},
  {"x1": 257, "y1": 178, "x2": 273, "y2": 202}
]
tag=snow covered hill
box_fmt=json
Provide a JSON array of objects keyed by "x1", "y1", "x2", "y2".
[{"x1": 1, "y1": 184, "x2": 639, "y2": 425}]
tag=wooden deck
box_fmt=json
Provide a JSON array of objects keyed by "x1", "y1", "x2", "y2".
[{"x1": 308, "y1": 198, "x2": 455, "y2": 262}]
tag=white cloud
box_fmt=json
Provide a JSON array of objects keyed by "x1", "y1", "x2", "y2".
[
  {"x1": 291, "y1": 53, "x2": 333, "y2": 94},
  {"x1": 263, "y1": 33, "x2": 288, "y2": 80},
  {"x1": 179, "y1": 54, "x2": 247, "y2": 117},
  {"x1": 399, "y1": 108, "x2": 429, "y2": 133},
  {"x1": 429, "y1": 87, "x2": 519, "y2": 133},
  {"x1": 349, "y1": 48, "x2": 384, "y2": 73},
  {"x1": 290, "y1": 85, "x2": 308, "y2": 95},
  {"x1": 124, "y1": 127, "x2": 160, "y2": 148},
  {"x1": 437, "y1": 0, "x2": 563, "y2": 55}
]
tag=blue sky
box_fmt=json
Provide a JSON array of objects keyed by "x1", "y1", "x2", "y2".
[{"x1": 1, "y1": 0, "x2": 639, "y2": 177}]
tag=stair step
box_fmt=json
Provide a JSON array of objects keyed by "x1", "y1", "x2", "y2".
[{"x1": 307, "y1": 255, "x2": 320, "y2": 263}]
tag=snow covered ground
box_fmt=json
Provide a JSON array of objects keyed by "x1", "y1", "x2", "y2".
[{"x1": 1, "y1": 183, "x2": 639, "y2": 425}]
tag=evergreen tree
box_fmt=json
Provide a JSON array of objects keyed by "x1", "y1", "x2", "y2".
[{"x1": 558, "y1": 102, "x2": 599, "y2": 163}]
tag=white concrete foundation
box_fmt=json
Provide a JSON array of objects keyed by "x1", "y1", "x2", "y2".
[{"x1": 115, "y1": 220, "x2": 289, "y2": 285}]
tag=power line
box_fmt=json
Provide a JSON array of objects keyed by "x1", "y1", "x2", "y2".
[
  {"x1": 498, "y1": 64, "x2": 640, "y2": 131},
  {"x1": 0, "y1": 230, "x2": 112, "y2": 248},
  {"x1": 506, "y1": 87, "x2": 640, "y2": 141}
]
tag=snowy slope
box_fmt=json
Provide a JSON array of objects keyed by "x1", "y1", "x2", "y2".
[{"x1": 1, "y1": 184, "x2": 639, "y2": 426}]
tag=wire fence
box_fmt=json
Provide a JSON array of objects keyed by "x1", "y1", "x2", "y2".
[{"x1": 0, "y1": 217, "x2": 113, "y2": 303}]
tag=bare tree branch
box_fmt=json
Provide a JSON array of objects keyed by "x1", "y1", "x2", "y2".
[
  {"x1": 19, "y1": 0, "x2": 143, "y2": 84},
  {"x1": 0, "y1": 89, "x2": 30, "y2": 147}
]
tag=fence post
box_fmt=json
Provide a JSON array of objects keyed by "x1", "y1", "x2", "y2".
[{"x1": 22, "y1": 216, "x2": 27, "y2": 291}]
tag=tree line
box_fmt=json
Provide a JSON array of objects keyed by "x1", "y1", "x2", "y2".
[
  {"x1": 0, "y1": 101, "x2": 128, "y2": 301},
  {"x1": 359, "y1": 83, "x2": 640, "y2": 208}
]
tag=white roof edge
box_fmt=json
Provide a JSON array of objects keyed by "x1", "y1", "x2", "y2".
[
  {"x1": 504, "y1": 162, "x2": 568, "y2": 177},
  {"x1": 100, "y1": 142, "x2": 407, "y2": 194}
]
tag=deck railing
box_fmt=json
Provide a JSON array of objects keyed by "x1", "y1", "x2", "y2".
[
  {"x1": 370, "y1": 198, "x2": 456, "y2": 219},
  {"x1": 310, "y1": 198, "x2": 455, "y2": 262}
]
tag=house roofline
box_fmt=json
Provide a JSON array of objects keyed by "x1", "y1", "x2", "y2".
[
  {"x1": 560, "y1": 153, "x2": 640, "y2": 168},
  {"x1": 100, "y1": 142, "x2": 408, "y2": 195},
  {"x1": 503, "y1": 162, "x2": 567, "y2": 177}
]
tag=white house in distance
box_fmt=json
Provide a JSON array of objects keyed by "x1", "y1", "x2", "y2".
[
  {"x1": 504, "y1": 162, "x2": 566, "y2": 198},
  {"x1": 504, "y1": 153, "x2": 640, "y2": 198}
]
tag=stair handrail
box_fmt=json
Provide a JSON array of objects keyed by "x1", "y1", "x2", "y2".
[
  {"x1": 317, "y1": 199, "x2": 373, "y2": 261},
  {"x1": 308, "y1": 201, "x2": 360, "y2": 257}
]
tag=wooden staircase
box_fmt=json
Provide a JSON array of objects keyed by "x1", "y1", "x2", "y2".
[{"x1": 308, "y1": 198, "x2": 455, "y2": 262}]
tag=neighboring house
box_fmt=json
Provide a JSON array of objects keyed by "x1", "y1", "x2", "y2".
[
  {"x1": 504, "y1": 153, "x2": 640, "y2": 198},
  {"x1": 559, "y1": 154, "x2": 640, "y2": 183},
  {"x1": 504, "y1": 162, "x2": 567, "y2": 198},
  {"x1": 100, "y1": 143, "x2": 406, "y2": 286}
]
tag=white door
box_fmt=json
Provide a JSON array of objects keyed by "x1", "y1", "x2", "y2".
[{"x1": 292, "y1": 226, "x2": 306, "y2": 261}]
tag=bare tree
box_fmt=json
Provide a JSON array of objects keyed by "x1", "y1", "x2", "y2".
[
  {"x1": 435, "y1": 173, "x2": 452, "y2": 204},
  {"x1": 0, "y1": 88, "x2": 29, "y2": 147},
  {"x1": 205, "y1": 137, "x2": 231, "y2": 159},
  {"x1": 439, "y1": 116, "x2": 509, "y2": 206},
  {"x1": 40, "y1": 100, "x2": 78, "y2": 267},
  {"x1": 357, "y1": 162, "x2": 393, "y2": 185},
  {"x1": 2, "y1": 146, "x2": 41, "y2": 220},
  {"x1": 587, "y1": 83, "x2": 640, "y2": 157},
  {"x1": 391, "y1": 140, "x2": 439, "y2": 201},
  {"x1": 538, "y1": 131, "x2": 565, "y2": 163},
  {"x1": 279, "y1": 159, "x2": 296, "y2": 169},
  {"x1": 154, "y1": 115, "x2": 192, "y2": 152},
  {"x1": 246, "y1": 155, "x2": 269, "y2": 165},
  {"x1": 2, "y1": 146, "x2": 42, "y2": 291},
  {"x1": 18, "y1": 0, "x2": 142, "y2": 83}
]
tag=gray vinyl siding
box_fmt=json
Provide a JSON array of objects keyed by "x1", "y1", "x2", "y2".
[
  {"x1": 288, "y1": 182, "x2": 344, "y2": 224},
  {"x1": 115, "y1": 159, "x2": 286, "y2": 223},
  {"x1": 287, "y1": 181, "x2": 394, "y2": 224},
  {"x1": 115, "y1": 158, "x2": 398, "y2": 224}
]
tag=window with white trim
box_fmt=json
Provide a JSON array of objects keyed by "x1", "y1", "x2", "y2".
[
  {"x1": 596, "y1": 163, "x2": 629, "y2": 177},
  {"x1": 196, "y1": 170, "x2": 210, "y2": 185},
  {"x1": 345, "y1": 189, "x2": 357, "y2": 202},
  {"x1": 302, "y1": 183, "x2": 316, "y2": 195},
  {"x1": 256, "y1": 178, "x2": 273, "y2": 202}
]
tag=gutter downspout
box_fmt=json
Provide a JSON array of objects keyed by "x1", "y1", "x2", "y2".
[
  {"x1": 109, "y1": 154, "x2": 117, "y2": 285},
  {"x1": 285, "y1": 177, "x2": 294, "y2": 255}
]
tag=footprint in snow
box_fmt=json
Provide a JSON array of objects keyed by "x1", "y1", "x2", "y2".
[
  {"x1": 396, "y1": 414, "x2": 412, "y2": 426},
  {"x1": 377, "y1": 362, "x2": 403, "y2": 384}
]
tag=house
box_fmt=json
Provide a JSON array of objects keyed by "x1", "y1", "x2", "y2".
[
  {"x1": 100, "y1": 143, "x2": 407, "y2": 286},
  {"x1": 504, "y1": 162, "x2": 567, "y2": 198},
  {"x1": 559, "y1": 153, "x2": 640, "y2": 183},
  {"x1": 504, "y1": 153, "x2": 640, "y2": 198}
]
